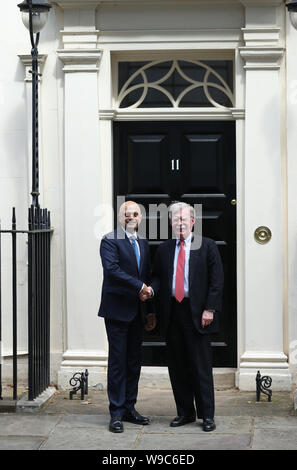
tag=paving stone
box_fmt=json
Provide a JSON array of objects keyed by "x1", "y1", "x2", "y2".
[
  {"x1": 142, "y1": 416, "x2": 200, "y2": 433},
  {"x1": 253, "y1": 416, "x2": 297, "y2": 429},
  {"x1": 209, "y1": 416, "x2": 252, "y2": 434},
  {"x1": 0, "y1": 436, "x2": 45, "y2": 450},
  {"x1": 135, "y1": 432, "x2": 251, "y2": 450},
  {"x1": 57, "y1": 413, "x2": 108, "y2": 429},
  {"x1": 0, "y1": 414, "x2": 60, "y2": 437},
  {"x1": 41, "y1": 426, "x2": 140, "y2": 450},
  {"x1": 252, "y1": 428, "x2": 297, "y2": 450},
  {"x1": 142, "y1": 416, "x2": 252, "y2": 434}
]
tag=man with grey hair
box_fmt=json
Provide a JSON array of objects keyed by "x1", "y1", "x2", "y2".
[
  {"x1": 151, "y1": 201, "x2": 224, "y2": 432},
  {"x1": 169, "y1": 201, "x2": 196, "y2": 220}
]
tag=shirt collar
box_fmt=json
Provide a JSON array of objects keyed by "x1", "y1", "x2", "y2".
[
  {"x1": 121, "y1": 225, "x2": 137, "y2": 240},
  {"x1": 175, "y1": 232, "x2": 192, "y2": 247}
]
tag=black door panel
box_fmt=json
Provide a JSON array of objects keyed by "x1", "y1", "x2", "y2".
[{"x1": 113, "y1": 121, "x2": 237, "y2": 367}]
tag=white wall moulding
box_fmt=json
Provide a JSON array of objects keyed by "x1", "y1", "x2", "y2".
[
  {"x1": 240, "y1": 351, "x2": 289, "y2": 368},
  {"x1": 57, "y1": 49, "x2": 102, "y2": 72},
  {"x1": 54, "y1": 0, "x2": 239, "y2": 5},
  {"x1": 98, "y1": 29, "x2": 243, "y2": 46},
  {"x1": 60, "y1": 30, "x2": 100, "y2": 49},
  {"x1": 53, "y1": 1, "x2": 101, "y2": 8},
  {"x1": 53, "y1": 0, "x2": 282, "y2": 5},
  {"x1": 61, "y1": 350, "x2": 108, "y2": 365},
  {"x1": 99, "y1": 108, "x2": 245, "y2": 121},
  {"x1": 18, "y1": 54, "x2": 48, "y2": 82},
  {"x1": 239, "y1": 47, "x2": 285, "y2": 70},
  {"x1": 241, "y1": 27, "x2": 281, "y2": 46}
]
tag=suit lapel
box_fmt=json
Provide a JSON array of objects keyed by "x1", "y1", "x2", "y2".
[
  {"x1": 189, "y1": 244, "x2": 201, "y2": 290},
  {"x1": 167, "y1": 239, "x2": 177, "y2": 291},
  {"x1": 117, "y1": 228, "x2": 140, "y2": 271},
  {"x1": 138, "y1": 237, "x2": 145, "y2": 272}
]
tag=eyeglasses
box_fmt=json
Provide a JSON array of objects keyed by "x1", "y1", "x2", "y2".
[{"x1": 125, "y1": 212, "x2": 140, "y2": 218}]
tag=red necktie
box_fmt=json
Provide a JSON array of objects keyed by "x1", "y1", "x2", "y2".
[{"x1": 175, "y1": 240, "x2": 185, "y2": 303}]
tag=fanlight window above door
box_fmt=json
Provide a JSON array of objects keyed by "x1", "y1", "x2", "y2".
[{"x1": 117, "y1": 60, "x2": 234, "y2": 109}]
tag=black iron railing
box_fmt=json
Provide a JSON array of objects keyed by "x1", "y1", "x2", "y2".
[{"x1": 0, "y1": 206, "x2": 52, "y2": 401}]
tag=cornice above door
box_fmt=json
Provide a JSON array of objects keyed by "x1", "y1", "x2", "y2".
[{"x1": 52, "y1": 0, "x2": 284, "y2": 7}]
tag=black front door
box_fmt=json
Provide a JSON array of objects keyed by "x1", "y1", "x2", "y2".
[{"x1": 113, "y1": 121, "x2": 237, "y2": 367}]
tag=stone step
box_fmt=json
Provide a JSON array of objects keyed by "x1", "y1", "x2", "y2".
[{"x1": 139, "y1": 367, "x2": 236, "y2": 390}]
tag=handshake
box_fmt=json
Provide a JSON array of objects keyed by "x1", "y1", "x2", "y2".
[{"x1": 139, "y1": 284, "x2": 153, "y2": 302}]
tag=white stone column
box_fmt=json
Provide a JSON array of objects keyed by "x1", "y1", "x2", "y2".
[
  {"x1": 237, "y1": 2, "x2": 291, "y2": 390},
  {"x1": 56, "y1": 4, "x2": 107, "y2": 388}
]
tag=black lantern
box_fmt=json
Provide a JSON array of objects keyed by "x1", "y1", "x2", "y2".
[
  {"x1": 18, "y1": 0, "x2": 52, "y2": 32},
  {"x1": 17, "y1": 0, "x2": 52, "y2": 207},
  {"x1": 286, "y1": 0, "x2": 297, "y2": 30}
]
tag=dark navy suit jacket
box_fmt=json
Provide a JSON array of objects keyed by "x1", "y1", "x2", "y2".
[
  {"x1": 151, "y1": 236, "x2": 224, "y2": 335},
  {"x1": 98, "y1": 228, "x2": 151, "y2": 323}
]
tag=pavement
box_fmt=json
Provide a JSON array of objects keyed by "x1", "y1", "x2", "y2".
[{"x1": 0, "y1": 385, "x2": 297, "y2": 453}]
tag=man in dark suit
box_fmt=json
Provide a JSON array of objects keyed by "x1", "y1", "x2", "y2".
[
  {"x1": 148, "y1": 202, "x2": 224, "y2": 432},
  {"x1": 98, "y1": 200, "x2": 156, "y2": 433}
]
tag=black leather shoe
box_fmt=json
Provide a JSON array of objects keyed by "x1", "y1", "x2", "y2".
[
  {"x1": 122, "y1": 409, "x2": 150, "y2": 425},
  {"x1": 109, "y1": 416, "x2": 124, "y2": 433},
  {"x1": 170, "y1": 415, "x2": 196, "y2": 427},
  {"x1": 202, "y1": 418, "x2": 216, "y2": 432}
]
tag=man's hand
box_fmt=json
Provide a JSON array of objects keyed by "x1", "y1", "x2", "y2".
[
  {"x1": 139, "y1": 284, "x2": 153, "y2": 302},
  {"x1": 145, "y1": 313, "x2": 157, "y2": 332},
  {"x1": 201, "y1": 310, "x2": 214, "y2": 328}
]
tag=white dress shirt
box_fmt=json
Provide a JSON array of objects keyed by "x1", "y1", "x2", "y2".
[
  {"x1": 123, "y1": 228, "x2": 141, "y2": 262},
  {"x1": 172, "y1": 233, "x2": 192, "y2": 298}
]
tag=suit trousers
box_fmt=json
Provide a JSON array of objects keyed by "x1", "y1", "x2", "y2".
[
  {"x1": 167, "y1": 298, "x2": 215, "y2": 420},
  {"x1": 104, "y1": 308, "x2": 143, "y2": 417}
]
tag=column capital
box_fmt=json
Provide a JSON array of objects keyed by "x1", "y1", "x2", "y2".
[
  {"x1": 60, "y1": 29, "x2": 100, "y2": 50},
  {"x1": 239, "y1": 46, "x2": 284, "y2": 70},
  {"x1": 241, "y1": 26, "x2": 281, "y2": 47},
  {"x1": 57, "y1": 49, "x2": 102, "y2": 72},
  {"x1": 18, "y1": 54, "x2": 48, "y2": 82}
]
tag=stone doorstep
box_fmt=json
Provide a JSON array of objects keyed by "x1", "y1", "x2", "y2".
[
  {"x1": 57, "y1": 366, "x2": 236, "y2": 391},
  {"x1": 139, "y1": 367, "x2": 236, "y2": 390}
]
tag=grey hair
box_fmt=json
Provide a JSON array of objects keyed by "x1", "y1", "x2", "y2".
[{"x1": 168, "y1": 202, "x2": 196, "y2": 220}]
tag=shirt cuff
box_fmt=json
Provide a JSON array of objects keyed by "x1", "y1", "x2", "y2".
[{"x1": 139, "y1": 283, "x2": 145, "y2": 293}]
